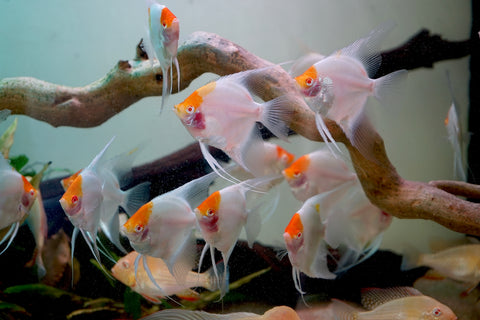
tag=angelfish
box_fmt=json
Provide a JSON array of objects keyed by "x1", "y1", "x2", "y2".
[
  {"x1": 174, "y1": 68, "x2": 292, "y2": 183},
  {"x1": 145, "y1": 0, "x2": 180, "y2": 112},
  {"x1": 294, "y1": 22, "x2": 407, "y2": 159},
  {"x1": 122, "y1": 172, "x2": 217, "y2": 285},
  {"x1": 0, "y1": 154, "x2": 37, "y2": 254},
  {"x1": 194, "y1": 175, "x2": 281, "y2": 298}
]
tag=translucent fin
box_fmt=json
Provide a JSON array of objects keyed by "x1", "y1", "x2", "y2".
[
  {"x1": 85, "y1": 136, "x2": 116, "y2": 171},
  {"x1": 199, "y1": 142, "x2": 244, "y2": 186},
  {"x1": 140, "y1": 309, "x2": 257, "y2": 320},
  {"x1": 218, "y1": 246, "x2": 234, "y2": 299},
  {"x1": 164, "y1": 168, "x2": 217, "y2": 209},
  {"x1": 160, "y1": 65, "x2": 171, "y2": 114},
  {"x1": 314, "y1": 112, "x2": 343, "y2": 157},
  {"x1": 289, "y1": 52, "x2": 325, "y2": 77},
  {"x1": 340, "y1": 21, "x2": 397, "y2": 78},
  {"x1": 169, "y1": 235, "x2": 197, "y2": 285},
  {"x1": 348, "y1": 110, "x2": 380, "y2": 163},
  {"x1": 174, "y1": 57, "x2": 180, "y2": 92},
  {"x1": 100, "y1": 211, "x2": 128, "y2": 254},
  {"x1": 260, "y1": 95, "x2": 292, "y2": 142},
  {"x1": 0, "y1": 222, "x2": 19, "y2": 255},
  {"x1": 70, "y1": 227, "x2": 79, "y2": 287},
  {"x1": 122, "y1": 181, "x2": 151, "y2": 216},
  {"x1": 244, "y1": 208, "x2": 262, "y2": 248},
  {"x1": 373, "y1": 69, "x2": 408, "y2": 106},
  {"x1": 330, "y1": 299, "x2": 358, "y2": 320}
]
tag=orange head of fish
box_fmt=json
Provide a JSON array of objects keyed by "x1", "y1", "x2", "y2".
[
  {"x1": 195, "y1": 191, "x2": 221, "y2": 233},
  {"x1": 174, "y1": 82, "x2": 216, "y2": 129},
  {"x1": 276, "y1": 145, "x2": 295, "y2": 168},
  {"x1": 61, "y1": 169, "x2": 82, "y2": 192},
  {"x1": 160, "y1": 6, "x2": 178, "y2": 29},
  {"x1": 295, "y1": 66, "x2": 321, "y2": 97},
  {"x1": 282, "y1": 154, "x2": 310, "y2": 187},
  {"x1": 59, "y1": 175, "x2": 83, "y2": 217},
  {"x1": 21, "y1": 175, "x2": 37, "y2": 209},
  {"x1": 122, "y1": 202, "x2": 153, "y2": 242},
  {"x1": 283, "y1": 212, "x2": 304, "y2": 259}
]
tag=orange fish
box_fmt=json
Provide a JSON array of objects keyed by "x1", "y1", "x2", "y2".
[
  {"x1": 111, "y1": 251, "x2": 219, "y2": 304},
  {"x1": 294, "y1": 23, "x2": 407, "y2": 159},
  {"x1": 145, "y1": 0, "x2": 180, "y2": 112},
  {"x1": 282, "y1": 147, "x2": 356, "y2": 201},
  {"x1": 174, "y1": 68, "x2": 292, "y2": 183},
  {"x1": 331, "y1": 286, "x2": 457, "y2": 320},
  {"x1": 0, "y1": 154, "x2": 37, "y2": 254}
]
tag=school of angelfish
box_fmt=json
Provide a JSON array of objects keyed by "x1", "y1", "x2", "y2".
[{"x1": 0, "y1": 1, "x2": 472, "y2": 319}]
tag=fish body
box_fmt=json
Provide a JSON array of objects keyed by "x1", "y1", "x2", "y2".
[
  {"x1": 416, "y1": 244, "x2": 480, "y2": 288},
  {"x1": 146, "y1": 0, "x2": 180, "y2": 112},
  {"x1": 445, "y1": 101, "x2": 467, "y2": 181},
  {"x1": 332, "y1": 287, "x2": 457, "y2": 320},
  {"x1": 282, "y1": 148, "x2": 356, "y2": 201},
  {"x1": 122, "y1": 172, "x2": 216, "y2": 283},
  {"x1": 195, "y1": 175, "x2": 280, "y2": 297},
  {"x1": 140, "y1": 306, "x2": 300, "y2": 320},
  {"x1": 174, "y1": 69, "x2": 292, "y2": 180},
  {"x1": 283, "y1": 195, "x2": 336, "y2": 293},
  {"x1": 0, "y1": 155, "x2": 37, "y2": 254},
  {"x1": 59, "y1": 137, "x2": 151, "y2": 263},
  {"x1": 294, "y1": 23, "x2": 407, "y2": 158},
  {"x1": 112, "y1": 251, "x2": 216, "y2": 303}
]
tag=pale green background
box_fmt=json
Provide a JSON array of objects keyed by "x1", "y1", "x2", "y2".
[{"x1": 0, "y1": 0, "x2": 472, "y2": 254}]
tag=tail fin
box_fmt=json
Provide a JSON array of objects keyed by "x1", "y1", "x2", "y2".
[{"x1": 260, "y1": 95, "x2": 292, "y2": 142}]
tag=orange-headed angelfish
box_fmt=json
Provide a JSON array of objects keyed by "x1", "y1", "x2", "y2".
[
  {"x1": 0, "y1": 154, "x2": 37, "y2": 254},
  {"x1": 331, "y1": 287, "x2": 457, "y2": 320},
  {"x1": 293, "y1": 22, "x2": 407, "y2": 160},
  {"x1": 145, "y1": 0, "x2": 180, "y2": 112},
  {"x1": 283, "y1": 195, "x2": 336, "y2": 295},
  {"x1": 195, "y1": 174, "x2": 280, "y2": 298},
  {"x1": 282, "y1": 147, "x2": 356, "y2": 202},
  {"x1": 122, "y1": 172, "x2": 217, "y2": 286},
  {"x1": 59, "y1": 137, "x2": 150, "y2": 267},
  {"x1": 174, "y1": 68, "x2": 293, "y2": 184}
]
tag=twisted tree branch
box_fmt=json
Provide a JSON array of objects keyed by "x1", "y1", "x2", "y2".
[{"x1": 2, "y1": 31, "x2": 480, "y2": 235}]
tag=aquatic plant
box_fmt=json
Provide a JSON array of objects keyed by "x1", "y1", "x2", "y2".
[{"x1": 0, "y1": 30, "x2": 479, "y2": 237}]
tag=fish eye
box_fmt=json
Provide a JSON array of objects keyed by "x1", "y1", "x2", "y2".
[
  {"x1": 134, "y1": 224, "x2": 144, "y2": 233},
  {"x1": 29, "y1": 189, "x2": 35, "y2": 196},
  {"x1": 305, "y1": 77, "x2": 314, "y2": 87},
  {"x1": 206, "y1": 208, "x2": 215, "y2": 217},
  {"x1": 293, "y1": 171, "x2": 301, "y2": 178},
  {"x1": 296, "y1": 232, "x2": 302, "y2": 239},
  {"x1": 432, "y1": 307, "x2": 442, "y2": 317},
  {"x1": 71, "y1": 195, "x2": 79, "y2": 205},
  {"x1": 186, "y1": 105, "x2": 195, "y2": 114},
  {"x1": 122, "y1": 261, "x2": 130, "y2": 269}
]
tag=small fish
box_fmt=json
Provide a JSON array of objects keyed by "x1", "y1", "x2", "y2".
[
  {"x1": 283, "y1": 194, "x2": 336, "y2": 294},
  {"x1": 282, "y1": 147, "x2": 356, "y2": 202},
  {"x1": 444, "y1": 73, "x2": 467, "y2": 181},
  {"x1": 0, "y1": 154, "x2": 37, "y2": 254},
  {"x1": 141, "y1": 306, "x2": 300, "y2": 320},
  {"x1": 404, "y1": 243, "x2": 480, "y2": 296},
  {"x1": 331, "y1": 286, "x2": 457, "y2": 320},
  {"x1": 111, "y1": 251, "x2": 218, "y2": 303},
  {"x1": 59, "y1": 137, "x2": 151, "y2": 266},
  {"x1": 294, "y1": 22, "x2": 407, "y2": 159},
  {"x1": 195, "y1": 175, "x2": 281, "y2": 297},
  {"x1": 174, "y1": 68, "x2": 292, "y2": 183},
  {"x1": 122, "y1": 172, "x2": 216, "y2": 285},
  {"x1": 145, "y1": 0, "x2": 180, "y2": 112}
]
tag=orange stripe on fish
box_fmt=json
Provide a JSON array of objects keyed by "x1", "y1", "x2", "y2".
[
  {"x1": 123, "y1": 201, "x2": 154, "y2": 234},
  {"x1": 284, "y1": 212, "x2": 303, "y2": 238},
  {"x1": 60, "y1": 175, "x2": 83, "y2": 211},
  {"x1": 276, "y1": 145, "x2": 295, "y2": 167},
  {"x1": 196, "y1": 191, "x2": 221, "y2": 217},
  {"x1": 160, "y1": 7, "x2": 177, "y2": 28},
  {"x1": 174, "y1": 82, "x2": 216, "y2": 129},
  {"x1": 60, "y1": 169, "x2": 82, "y2": 191},
  {"x1": 295, "y1": 65, "x2": 318, "y2": 91},
  {"x1": 282, "y1": 154, "x2": 310, "y2": 180}
]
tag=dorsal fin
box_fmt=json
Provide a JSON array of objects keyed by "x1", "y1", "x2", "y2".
[{"x1": 360, "y1": 286, "x2": 423, "y2": 310}]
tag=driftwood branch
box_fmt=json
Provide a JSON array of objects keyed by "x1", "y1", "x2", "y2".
[{"x1": 2, "y1": 30, "x2": 480, "y2": 236}]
